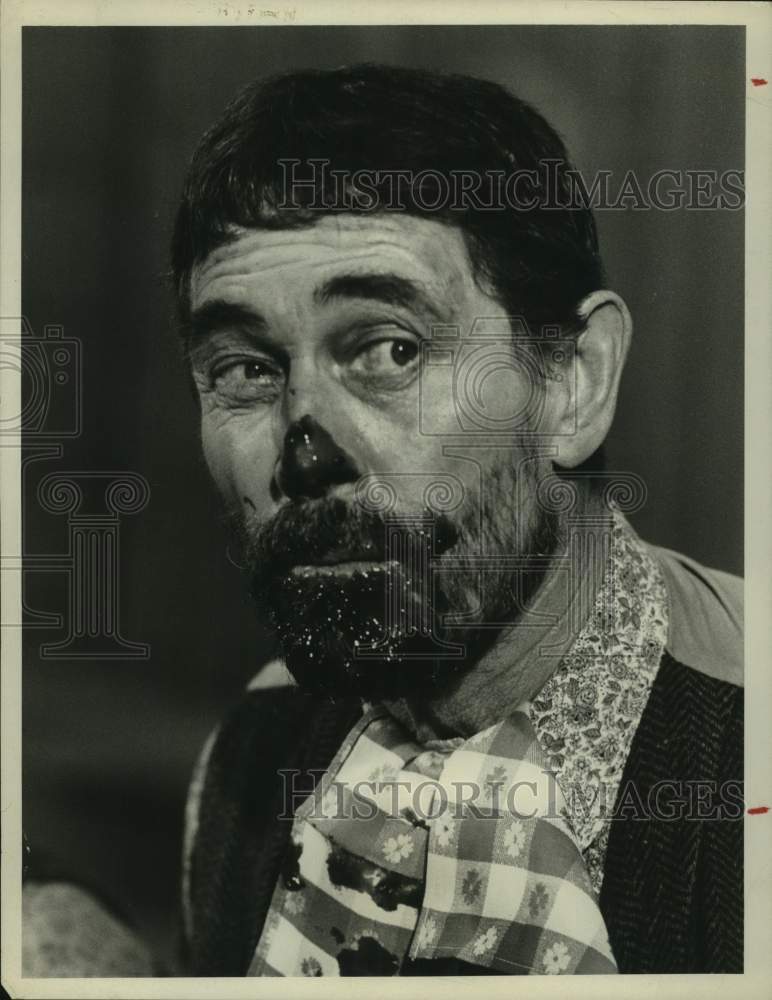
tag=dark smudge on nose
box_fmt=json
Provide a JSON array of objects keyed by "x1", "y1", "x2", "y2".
[{"x1": 277, "y1": 414, "x2": 360, "y2": 500}]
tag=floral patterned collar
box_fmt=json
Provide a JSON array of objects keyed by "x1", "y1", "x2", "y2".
[{"x1": 528, "y1": 511, "x2": 668, "y2": 891}]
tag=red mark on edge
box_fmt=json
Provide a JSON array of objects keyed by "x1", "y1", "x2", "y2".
[
  {"x1": 751, "y1": 78, "x2": 768, "y2": 87},
  {"x1": 747, "y1": 806, "x2": 769, "y2": 815}
]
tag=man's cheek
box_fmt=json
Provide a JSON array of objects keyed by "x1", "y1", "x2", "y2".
[{"x1": 200, "y1": 416, "x2": 276, "y2": 514}]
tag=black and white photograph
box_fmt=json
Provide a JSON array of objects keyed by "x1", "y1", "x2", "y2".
[{"x1": 1, "y1": 1, "x2": 770, "y2": 994}]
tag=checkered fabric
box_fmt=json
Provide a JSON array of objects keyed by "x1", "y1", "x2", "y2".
[{"x1": 249, "y1": 703, "x2": 617, "y2": 976}]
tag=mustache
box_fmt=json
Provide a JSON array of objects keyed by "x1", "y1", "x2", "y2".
[{"x1": 238, "y1": 496, "x2": 460, "y2": 581}]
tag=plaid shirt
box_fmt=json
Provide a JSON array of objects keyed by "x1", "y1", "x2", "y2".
[{"x1": 249, "y1": 699, "x2": 618, "y2": 975}]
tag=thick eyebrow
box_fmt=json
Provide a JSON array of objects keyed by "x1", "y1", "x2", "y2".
[
  {"x1": 314, "y1": 272, "x2": 447, "y2": 323},
  {"x1": 186, "y1": 299, "x2": 268, "y2": 345}
]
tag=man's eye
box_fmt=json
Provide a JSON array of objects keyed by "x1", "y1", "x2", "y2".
[
  {"x1": 352, "y1": 338, "x2": 420, "y2": 376},
  {"x1": 212, "y1": 359, "x2": 283, "y2": 403}
]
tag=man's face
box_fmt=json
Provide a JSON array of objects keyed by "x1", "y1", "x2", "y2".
[{"x1": 188, "y1": 213, "x2": 562, "y2": 698}]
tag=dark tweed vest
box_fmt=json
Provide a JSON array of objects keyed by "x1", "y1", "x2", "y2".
[{"x1": 184, "y1": 652, "x2": 744, "y2": 976}]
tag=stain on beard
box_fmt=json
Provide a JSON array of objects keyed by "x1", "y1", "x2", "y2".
[
  {"x1": 242, "y1": 479, "x2": 564, "y2": 701},
  {"x1": 263, "y1": 561, "x2": 465, "y2": 700}
]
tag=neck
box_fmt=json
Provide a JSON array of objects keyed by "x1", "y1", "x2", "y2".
[{"x1": 384, "y1": 484, "x2": 613, "y2": 740}]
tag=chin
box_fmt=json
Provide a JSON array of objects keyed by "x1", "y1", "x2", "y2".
[{"x1": 254, "y1": 562, "x2": 471, "y2": 700}]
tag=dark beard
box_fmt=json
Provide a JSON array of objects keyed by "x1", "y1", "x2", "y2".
[{"x1": 236, "y1": 486, "x2": 562, "y2": 701}]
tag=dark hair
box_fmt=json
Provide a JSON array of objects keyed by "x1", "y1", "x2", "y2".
[{"x1": 171, "y1": 63, "x2": 605, "y2": 339}]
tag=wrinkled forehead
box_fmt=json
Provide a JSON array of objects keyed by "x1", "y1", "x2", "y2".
[{"x1": 189, "y1": 213, "x2": 479, "y2": 310}]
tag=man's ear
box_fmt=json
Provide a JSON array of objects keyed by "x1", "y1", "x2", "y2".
[{"x1": 549, "y1": 290, "x2": 632, "y2": 469}]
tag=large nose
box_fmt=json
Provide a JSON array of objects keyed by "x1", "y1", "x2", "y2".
[{"x1": 274, "y1": 414, "x2": 359, "y2": 500}]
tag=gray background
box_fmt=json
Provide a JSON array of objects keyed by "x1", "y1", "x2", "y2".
[{"x1": 22, "y1": 25, "x2": 744, "y2": 966}]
